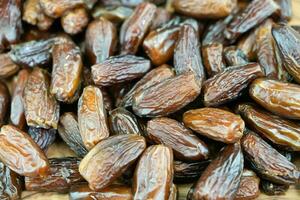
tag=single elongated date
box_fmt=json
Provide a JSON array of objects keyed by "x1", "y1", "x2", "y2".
[
  {"x1": 202, "y1": 43, "x2": 226, "y2": 77},
  {"x1": 0, "y1": 53, "x2": 19, "y2": 79},
  {"x1": 0, "y1": 81, "x2": 10, "y2": 127},
  {"x1": 235, "y1": 169, "x2": 260, "y2": 200}
]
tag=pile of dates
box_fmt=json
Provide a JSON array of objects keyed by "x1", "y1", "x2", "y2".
[{"x1": 0, "y1": 0, "x2": 299, "y2": 199}]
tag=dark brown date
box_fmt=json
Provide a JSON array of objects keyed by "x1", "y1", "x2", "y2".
[
  {"x1": 133, "y1": 145, "x2": 173, "y2": 200},
  {"x1": 0, "y1": 81, "x2": 10, "y2": 127},
  {"x1": 39, "y1": 0, "x2": 85, "y2": 18},
  {"x1": 23, "y1": 67, "x2": 60, "y2": 129},
  {"x1": 249, "y1": 78, "x2": 300, "y2": 120},
  {"x1": 183, "y1": 108, "x2": 244, "y2": 143},
  {"x1": 275, "y1": 0, "x2": 292, "y2": 21},
  {"x1": 202, "y1": 43, "x2": 226, "y2": 77},
  {"x1": 133, "y1": 72, "x2": 201, "y2": 117},
  {"x1": 92, "y1": 5, "x2": 133, "y2": 24},
  {"x1": 85, "y1": 17, "x2": 117, "y2": 65},
  {"x1": 236, "y1": 103, "x2": 300, "y2": 151},
  {"x1": 0, "y1": 125, "x2": 49, "y2": 177},
  {"x1": 92, "y1": 55, "x2": 151, "y2": 87},
  {"x1": 79, "y1": 135, "x2": 146, "y2": 191},
  {"x1": 223, "y1": 46, "x2": 249, "y2": 66},
  {"x1": 146, "y1": 117, "x2": 209, "y2": 161},
  {"x1": 193, "y1": 143, "x2": 244, "y2": 200},
  {"x1": 241, "y1": 132, "x2": 299, "y2": 185},
  {"x1": 203, "y1": 63, "x2": 264, "y2": 107},
  {"x1": 61, "y1": 7, "x2": 89, "y2": 35},
  {"x1": 120, "y1": 2, "x2": 157, "y2": 55},
  {"x1": 78, "y1": 86, "x2": 110, "y2": 150},
  {"x1": 260, "y1": 180, "x2": 289, "y2": 196},
  {"x1": 235, "y1": 169, "x2": 260, "y2": 200},
  {"x1": 27, "y1": 127, "x2": 56, "y2": 152},
  {"x1": 0, "y1": 53, "x2": 19, "y2": 79}
]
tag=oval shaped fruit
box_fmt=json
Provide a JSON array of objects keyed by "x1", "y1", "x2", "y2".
[
  {"x1": 146, "y1": 117, "x2": 209, "y2": 161},
  {"x1": 234, "y1": 169, "x2": 260, "y2": 200},
  {"x1": 249, "y1": 78, "x2": 300, "y2": 119},
  {"x1": 79, "y1": 134, "x2": 146, "y2": 191},
  {"x1": 0, "y1": 81, "x2": 10, "y2": 127},
  {"x1": 133, "y1": 145, "x2": 173, "y2": 200},
  {"x1": 183, "y1": 108, "x2": 245, "y2": 143},
  {"x1": 0, "y1": 53, "x2": 19, "y2": 79}
]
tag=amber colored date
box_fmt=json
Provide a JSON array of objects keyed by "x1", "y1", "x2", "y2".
[
  {"x1": 0, "y1": 125, "x2": 49, "y2": 177},
  {"x1": 202, "y1": 43, "x2": 226, "y2": 77},
  {"x1": 133, "y1": 72, "x2": 201, "y2": 117},
  {"x1": 92, "y1": 55, "x2": 151, "y2": 87},
  {"x1": 174, "y1": 160, "x2": 210, "y2": 183},
  {"x1": 260, "y1": 180, "x2": 289, "y2": 196},
  {"x1": 146, "y1": 117, "x2": 209, "y2": 161},
  {"x1": 85, "y1": 17, "x2": 117, "y2": 65},
  {"x1": 203, "y1": 63, "x2": 264, "y2": 107},
  {"x1": 183, "y1": 108, "x2": 244, "y2": 143},
  {"x1": 23, "y1": 67, "x2": 60, "y2": 129},
  {"x1": 250, "y1": 78, "x2": 300, "y2": 120},
  {"x1": 223, "y1": 46, "x2": 248, "y2": 66},
  {"x1": 0, "y1": 81, "x2": 10, "y2": 127},
  {"x1": 79, "y1": 135, "x2": 146, "y2": 191},
  {"x1": 28, "y1": 127, "x2": 56, "y2": 152},
  {"x1": 193, "y1": 143, "x2": 244, "y2": 200},
  {"x1": 0, "y1": 53, "x2": 19, "y2": 79},
  {"x1": 241, "y1": 132, "x2": 299, "y2": 185},
  {"x1": 120, "y1": 2, "x2": 157, "y2": 55},
  {"x1": 39, "y1": 0, "x2": 85, "y2": 18},
  {"x1": 133, "y1": 145, "x2": 173, "y2": 200},
  {"x1": 78, "y1": 86, "x2": 110, "y2": 150},
  {"x1": 61, "y1": 7, "x2": 89, "y2": 35}
]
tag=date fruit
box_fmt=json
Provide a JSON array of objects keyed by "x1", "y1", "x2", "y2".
[
  {"x1": 235, "y1": 169, "x2": 260, "y2": 200},
  {"x1": 39, "y1": 0, "x2": 85, "y2": 18},
  {"x1": 28, "y1": 127, "x2": 56, "y2": 152},
  {"x1": 223, "y1": 46, "x2": 249, "y2": 66},
  {"x1": 0, "y1": 81, "x2": 10, "y2": 127},
  {"x1": 202, "y1": 43, "x2": 226, "y2": 77},
  {"x1": 0, "y1": 53, "x2": 19, "y2": 79},
  {"x1": 61, "y1": 7, "x2": 89, "y2": 35},
  {"x1": 174, "y1": 160, "x2": 210, "y2": 183}
]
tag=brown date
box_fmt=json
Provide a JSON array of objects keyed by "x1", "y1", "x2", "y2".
[
  {"x1": 120, "y1": 2, "x2": 157, "y2": 55},
  {"x1": 146, "y1": 117, "x2": 209, "y2": 161},
  {"x1": 193, "y1": 143, "x2": 244, "y2": 200},
  {"x1": 92, "y1": 55, "x2": 151, "y2": 87},
  {"x1": 223, "y1": 46, "x2": 249, "y2": 66},
  {"x1": 133, "y1": 145, "x2": 173, "y2": 200},
  {"x1": 149, "y1": 8, "x2": 171, "y2": 31},
  {"x1": 237, "y1": 29, "x2": 257, "y2": 61},
  {"x1": 120, "y1": 64, "x2": 175, "y2": 107},
  {"x1": 39, "y1": 0, "x2": 85, "y2": 18},
  {"x1": 0, "y1": 125, "x2": 49, "y2": 177},
  {"x1": 203, "y1": 63, "x2": 264, "y2": 107},
  {"x1": 61, "y1": 7, "x2": 89, "y2": 35},
  {"x1": 249, "y1": 78, "x2": 300, "y2": 120},
  {"x1": 101, "y1": 88, "x2": 114, "y2": 111},
  {"x1": 23, "y1": 67, "x2": 60, "y2": 129},
  {"x1": 79, "y1": 135, "x2": 146, "y2": 191},
  {"x1": 202, "y1": 43, "x2": 226, "y2": 77},
  {"x1": 0, "y1": 81, "x2": 10, "y2": 127},
  {"x1": 275, "y1": 0, "x2": 292, "y2": 21},
  {"x1": 260, "y1": 180, "x2": 289, "y2": 196},
  {"x1": 183, "y1": 108, "x2": 245, "y2": 143},
  {"x1": 0, "y1": 53, "x2": 19, "y2": 79},
  {"x1": 173, "y1": 0, "x2": 237, "y2": 19},
  {"x1": 78, "y1": 86, "x2": 110, "y2": 150},
  {"x1": 236, "y1": 103, "x2": 300, "y2": 151},
  {"x1": 133, "y1": 72, "x2": 201, "y2": 117},
  {"x1": 92, "y1": 5, "x2": 133, "y2": 24},
  {"x1": 241, "y1": 132, "x2": 299, "y2": 185},
  {"x1": 235, "y1": 169, "x2": 260, "y2": 200},
  {"x1": 28, "y1": 127, "x2": 56, "y2": 152},
  {"x1": 85, "y1": 17, "x2": 117, "y2": 65}
]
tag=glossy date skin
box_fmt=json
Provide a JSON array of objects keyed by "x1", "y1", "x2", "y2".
[
  {"x1": 146, "y1": 117, "x2": 209, "y2": 161},
  {"x1": 78, "y1": 86, "x2": 110, "y2": 150},
  {"x1": 236, "y1": 103, "x2": 300, "y2": 151},
  {"x1": 249, "y1": 78, "x2": 300, "y2": 120},
  {"x1": 28, "y1": 127, "x2": 56, "y2": 152},
  {"x1": 0, "y1": 53, "x2": 19, "y2": 79},
  {"x1": 92, "y1": 55, "x2": 151, "y2": 87},
  {"x1": 133, "y1": 145, "x2": 173, "y2": 200},
  {"x1": 23, "y1": 67, "x2": 60, "y2": 129},
  {"x1": 183, "y1": 108, "x2": 245, "y2": 143},
  {"x1": 132, "y1": 72, "x2": 201, "y2": 117},
  {"x1": 0, "y1": 81, "x2": 10, "y2": 127},
  {"x1": 203, "y1": 63, "x2": 264, "y2": 107},
  {"x1": 234, "y1": 169, "x2": 260, "y2": 200},
  {"x1": 120, "y1": 2, "x2": 157, "y2": 55},
  {"x1": 202, "y1": 43, "x2": 226, "y2": 77},
  {"x1": 39, "y1": 0, "x2": 85, "y2": 18},
  {"x1": 0, "y1": 125, "x2": 49, "y2": 177},
  {"x1": 61, "y1": 7, "x2": 89, "y2": 35},
  {"x1": 241, "y1": 133, "x2": 299, "y2": 185},
  {"x1": 79, "y1": 135, "x2": 146, "y2": 191},
  {"x1": 193, "y1": 143, "x2": 244, "y2": 200}
]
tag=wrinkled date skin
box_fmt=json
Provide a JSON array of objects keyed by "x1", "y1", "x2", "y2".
[
  {"x1": 0, "y1": 0, "x2": 22, "y2": 52},
  {"x1": 109, "y1": 107, "x2": 143, "y2": 136},
  {"x1": 250, "y1": 78, "x2": 300, "y2": 120},
  {"x1": 51, "y1": 40, "x2": 83, "y2": 103},
  {"x1": 0, "y1": 161, "x2": 22, "y2": 200},
  {"x1": 0, "y1": 53, "x2": 19, "y2": 79},
  {"x1": 61, "y1": 7, "x2": 89, "y2": 35},
  {"x1": 23, "y1": 67, "x2": 60, "y2": 129},
  {"x1": 237, "y1": 103, "x2": 300, "y2": 151},
  {"x1": 241, "y1": 132, "x2": 299, "y2": 185},
  {"x1": 28, "y1": 127, "x2": 56, "y2": 152},
  {"x1": 120, "y1": 2, "x2": 157, "y2": 55},
  {"x1": 223, "y1": 46, "x2": 249, "y2": 66},
  {"x1": 92, "y1": 55, "x2": 151, "y2": 87},
  {"x1": 235, "y1": 169, "x2": 260, "y2": 200},
  {"x1": 203, "y1": 63, "x2": 264, "y2": 107},
  {"x1": 0, "y1": 81, "x2": 10, "y2": 127},
  {"x1": 146, "y1": 117, "x2": 209, "y2": 161},
  {"x1": 173, "y1": 0, "x2": 237, "y2": 19},
  {"x1": 133, "y1": 145, "x2": 173, "y2": 200},
  {"x1": 85, "y1": 17, "x2": 117, "y2": 65},
  {"x1": 58, "y1": 112, "x2": 88, "y2": 157},
  {"x1": 133, "y1": 72, "x2": 201, "y2": 117},
  {"x1": 225, "y1": 0, "x2": 280, "y2": 42},
  {"x1": 78, "y1": 86, "x2": 110, "y2": 150},
  {"x1": 202, "y1": 43, "x2": 226, "y2": 77},
  {"x1": 0, "y1": 125, "x2": 49, "y2": 177},
  {"x1": 237, "y1": 30, "x2": 257, "y2": 61},
  {"x1": 193, "y1": 143, "x2": 244, "y2": 200},
  {"x1": 174, "y1": 24, "x2": 205, "y2": 85},
  {"x1": 260, "y1": 180, "x2": 290, "y2": 196},
  {"x1": 272, "y1": 24, "x2": 300, "y2": 83},
  {"x1": 120, "y1": 64, "x2": 175, "y2": 107},
  {"x1": 183, "y1": 108, "x2": 245, "y2": 143},
  {"x1": 79, "y1": 135, "x2": 146, "y2": 191},
  {"x1": 10, "y1": 69, "x2": 29, "y2": 130},
  {"x1": 39, "y1": 0, "x2": 85, "y2": 18},
  {"x1": 25, "y1": 157, "x2": 85, "y2": 193}
]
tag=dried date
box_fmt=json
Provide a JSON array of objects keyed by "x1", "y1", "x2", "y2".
[
  {"x1": 223, "y1": 46, "x2": 249, "y2": 66},
  {"x1": 28, "y1": 127, "x2": 56, "y2": 152},
  {"x1": 235, "y1": 169, "x2": 260, "y2": 200},
  {"x1": 0, "y1": 53, "x2": 19, "y2": 79},
  {"x1": 61, "y1": 7, "x2": 89, "y2": 35},
  {"x1": 0, "y1": 81, "x2": 10, "y2": 127},
  {"x1": 39, "y1": 0, "x2": 85, "y2": 18},
  {"x1": 202, "y1": 43, "x2": 226, "y2": 77}
]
